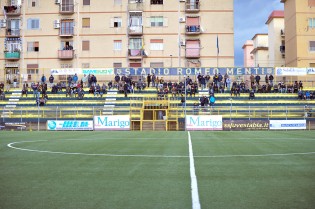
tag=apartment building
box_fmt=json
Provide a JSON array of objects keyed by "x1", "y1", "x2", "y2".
[
  {"x1": 266, "y1": 10, "x2": 285, "y2": 67},
  {"x1": 250, "y1": 34, "x2": 269, "y2": 67},
  {"x1": 242, "y1": 40, "x2": 254, "y2": 67},
  {"x1": 0, "y1": 0, "x2": 234, "y2": 83},
  {"x1": 281, "y1": 0, "x2": 315, "y2": 67}
]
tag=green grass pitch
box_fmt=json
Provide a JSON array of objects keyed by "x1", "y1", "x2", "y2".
[{"x1": 0, "y1": 131, "x2": 315, "y2": 209}]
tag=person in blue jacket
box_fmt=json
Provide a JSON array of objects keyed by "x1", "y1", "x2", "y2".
[{"x1": 209, "y1": 95, "x2": 216, "y2": 109}]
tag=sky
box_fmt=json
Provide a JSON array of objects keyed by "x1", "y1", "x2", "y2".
[{"x1": 234, "y1": 0, "x2": 284, "y2": 67}]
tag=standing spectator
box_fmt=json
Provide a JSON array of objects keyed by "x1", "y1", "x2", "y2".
[
  {"x1": 124, "y1": 82, "x2": 129, "y2": 97},
  {"x1": 180, "y1": 94, "x2": 185, "y2": 107},
  {"x1": 13, "y1": 76, "x2": 18, "y2": 88},
  {"x1": 152, "y1": 73, "x2": 156, "y2": 87},
  {"x1": 41, "y1": 74, "x2": 46, "y2": 84},
  {"x1": 226, "y1": 77, "x2": 231, "y2": 91},
  {"x1": 250, "y1": 74, "x2": 255, "y2": 88},
  {"x1": 67, "y1": 75, "x2": 72, "y2": 87},
  {"x1": 200, "y1": 75, "x2": 206, "y2": 90},
  {"x1": 114, "y1": 74, "x2": 120, "y2": 86},
  {"x1": 265, "y1": 74, "x2": 269, "y2": 84},
  {"x1": 255, "y1": 74, "x2": 261, "y2": 85},
  {"x1": 49, "y1": 75, "x2": 54, "y2": 87},
  {"x1": 147, "y1": 74, "x2": 151, "y2": 88},
  {"x1": 269, "y1": 74, "x2": 274, "y2": 86},
  {"x1": 73, "y1": 73, "x2": 78, "y2": 84}
]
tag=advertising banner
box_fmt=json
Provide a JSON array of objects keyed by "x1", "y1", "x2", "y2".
[
  {"x1": 47, "y1": 120, "x2": 93, "y2": 131},
  {"x1": 0, "y1": 122, "x2": 28, "y2": 131},
  {"x1": 307, "y1": 68, "x2": 315, "y2": 74},
  {"x1": 50, "y1": 68, "x2": 114, "y2": 75},
  {"x1": 223, "y1": 120, "x2": 269, "y2": 131},
  {"x1": 94, "y1": 115, "x2": 130, "y2": 130},
  {"x1": 269, "y1": 120, "x2": 306, "y2": 130},
  {"x1": 276, "y1": 67, "x2": 307, "y2": 76},
  {"x1": 186, "y1": 115, "x2": 222, "y2": 131}
]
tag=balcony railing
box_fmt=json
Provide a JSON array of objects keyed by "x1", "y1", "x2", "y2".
[
  {"x1": 128, "y1": 26, "x2": 143, "y2": 35},
  {"x1": 128, "y1": 2, "x2": 143, "y2": 11},
  {"x1": 59, "y1": 4, "x2": 74, "y2": 14},
  {"x1": 58, "y1": 50, "x2": 74, "y2": 59},
  {"x1": 128, "y1": 49, "x2": 144, "y2": 59},
  {"x1": 3, "y1": 5, "x2": 21, "y2": 16},
  {"x1": 185, "y1": 25, "x2": 201, "y2": 35},
  {"x1": 60, "y1": 27, "x2": 74, "y2": 36},
  {"x1": 280, "y1": 45, "x2": 285, "y2": 53},
  {"x1": 185, "y1": 2, "x2": 200, "y2": 12},
  {"x1": 4, "y1": 51, "x2": 20, "y2": 60}
]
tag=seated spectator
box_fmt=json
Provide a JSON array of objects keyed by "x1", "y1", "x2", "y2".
[
  {"x1": 66, "y1": 87, "x2": 73, "y2": 97},
  {"x1": 77, "y1": 88, "x2": 84, "y2": 100},
  {"x1": 298, "y1": 90, "x2": 304, "y2": 100},
  {"x1": 273, "y1": 84, "x2": 279, "y2": 93},
  {"x1": 310, "y1": 91, "x2": 314, "y2": 100},
  {"x1": 108, "y1": 81, "x2": 113, "y2": 90},
  {"x1": 171, "y1": 85, "x2": 178, "y2": 97},
  {"x1": 39, "y1": 96, "x2": 46, "y2": 106},
  {"x1": 94, "y1": 84, "x2": 101, "y2": 97},
  {"x1": 299, "y1": 81, "x2": 303, "y2": 90},
  {"x1": 249, "y1": 90, "x2": 255, "y2": 100},
  {"x1": 0, "y1": 89, "x2": 5, "y2": 100},
  {"x1": 305, "y1": 91, "x2": 310, "y2": 100}
]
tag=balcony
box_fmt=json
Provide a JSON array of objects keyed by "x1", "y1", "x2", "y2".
[
  {"x1": 58, "y1": 50, "x2": 74, "y2": 59},
  {"x1": 128, "y1": 26, "x2": 143, "y2": 35},
  {"x1": 128, "y1": 2, "x2": 143, "y2": 11},
  {"x1": 59, "y1": 4, "x2": 74, "y2": 14},
  {"x1": 128, "y1": 49, "x2": 144, "y2": 59},
  {"x1": 59, "y1": 26, "x2": 74, "y2": 37},
  {"x1": 3, "y1": 5, "x2": 21, "y2": 16},
  {"x1": 4, "y1": 51, "x2": 20, "y2": 60},
  {"x1": 6, "y1": 28, "x2": 20, "y2": 37},
  {"x1": 185, "y1": 2, "x2": 200, "y2": 13},
  {"x1": 185, "y1": 25, "x2": 201, "y2": 35}
]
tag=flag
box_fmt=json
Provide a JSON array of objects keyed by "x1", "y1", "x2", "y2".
[{"x1": 216, "y1": 35, "x2": 219, "y2": 55}]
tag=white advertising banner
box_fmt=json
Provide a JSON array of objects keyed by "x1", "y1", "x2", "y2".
[
  {"x1": 94, "y1": 115, "x2": 130, "y2": 130},
  {"x1": 269, "y1": 120, "x2": 306, "y2": 130},
  {"x1": 51, "y1": 68, "x2": 114, "y2": 75},
  {"x1": 47, "y1": 120, "x2": 93, "y2": 131},
  {"x1": 307, "y1": 68, "x2": 315, "y2": 74},
  {"x1": 186, "y1": 115, "x2": 223, "y2": 131},
  {"x1": 276, "y1": 67, "x2": 307, "y2": 76}
]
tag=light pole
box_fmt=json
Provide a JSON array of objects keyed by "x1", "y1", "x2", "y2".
[{"x1": 184, "y1": 75, "x2": 187, "y2": 131}]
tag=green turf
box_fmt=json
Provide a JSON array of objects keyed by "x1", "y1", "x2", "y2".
[{"x1": 0, "y1": 131, "x2": 315, "y2": 209}]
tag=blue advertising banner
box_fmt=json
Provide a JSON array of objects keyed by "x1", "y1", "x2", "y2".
[{"x1": 114, "y1": 67, "x2": 274, "y2": 76}]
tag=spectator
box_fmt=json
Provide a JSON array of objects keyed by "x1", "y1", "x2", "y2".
[
  {"x1": 269, "y1": 74, "x2": 274, "y2": 86},
  {"x1": 49, "y1": 75, "x2": 54, "y2": 87},
  {"x1": 249, "y1": 90, "x2": 255, "y2": 100},
  {"x1": 180, "y1": 94, "x2": 185, "y2": 107},
  {"x1": 13, "y1": 76, "x2": 18, "y2": 88},
  {"x1": 255, "y1": 74, "x2": 261, "y2": 85},
  {"x1": 147, "y1": 74, "x2": 151, "y2": 88},
  {"x1": 209, "y1": 95, "x2": 216, "y2": 109},
  {"x1": 73, "y1": 73, "x2": 78, "y2": 84},
  {"x1": 41, "y1": 74, "x2": 46, "y2": 84},
  {"x1": 152, "y1": 73, "x2": 156, "y2": 87}
]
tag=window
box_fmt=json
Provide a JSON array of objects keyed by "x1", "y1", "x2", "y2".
[
  {"x1": 5, "y1": 38, "x2": 21, "y2": 52},
  {"x1": 150, "y1": 39, "x2": 163, "y2": 50},
  {"x1": 310, "y1": 41, "x2": 315, "y2": 51},
  {"x1": 61, "y1": 63, "x2": 73, "y2": 68},
  {"x1": 129, "y1": 38, "x2": 142, "y2": 49},
  {"x1": 27, "y1": 18, "x2": 40, "y2": 30},
  {"x1": 150, "y1": 62, "x2": 164, "y2": 68},
  {"x1": 151, "y1": 0, "x2": 163, "y2": 4},
  {"x1": 83, "y1": 0, "x2": 90, "y2": 5},
  {"x1": 150, "y1": 16, "x2": 164, "y2": 27},
  {"x1": 309, "y1": 0, "x2": 315, "y2": 7},
  {"x1": 27, "y1": 64, "x2": 39, "y2": 74},
  {"x1": 111, "y1": 17, "x2": 122, "y2": 28},
  {"x1": 114, "y1": 0, "x2": 122, "y2": 5},
  {"x1": 82, "y1": 63, "x2": 90, "y2": 68},
  {"x1": 114, "y1": 40, "x2": 122, "y2": 50},
  {"x1": 28, "y1": 0, "x2": 39, "y2": 7},
  {"x1": 82, "y1": 40, "x2": 90, "y2": 51},
  {"x1": 309, "y1": 18, "x2": 315, "y2": 29},
  {"x1": 27, "y1": 42, "x2": 39, "y2": 52},
  {"x1": 186, "y1": 40, "x2": 200, "y2": 57},
  {"x1": 82, "y1": 18, "x2": 90, "y2": 28},
  {"x1": 60, "y1": 20, "x2": 74, "y2": 35},
  {"x1": 113, "y1": 63, "x2": 122, "y2": 68}
]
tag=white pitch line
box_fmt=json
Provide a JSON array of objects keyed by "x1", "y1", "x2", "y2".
[
  {"x1": 6, "y1": 141, "x2": 315, "y2": 158},
  {"x1": 188, "y1": 131, "x2": 201, "y2": 209}
]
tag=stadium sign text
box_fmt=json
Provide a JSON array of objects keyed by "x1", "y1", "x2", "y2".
[
  {"x1": 114, "y1": 67, "x2": 274, "y2": 76},
  {"x1": 269, "y1": 120, "x2": 306, "y2": 130}
]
